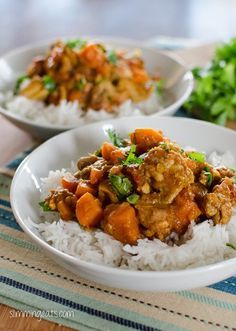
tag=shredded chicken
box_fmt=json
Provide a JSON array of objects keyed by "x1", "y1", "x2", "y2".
[{"x1": 137, "y1": 147, "x2": 194, "y2": 204}]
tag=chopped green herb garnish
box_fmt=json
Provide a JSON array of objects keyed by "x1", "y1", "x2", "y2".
[
  {"x1": 109, "y1": 174, "x2": 133, "y2": 199},
  {"x1": 75, "y1": 78, "x2": 86, "y2": 90},
  {"x1": 107, "y1": 50, "x2": 117, "y2": 64},
  {"x1": 226, "y1": 242, "x2": 236, "y2": 250},
  {"x1": 188, "y1": 151, "x2": 206, "y2": 163},
  {"x1": 107, "y1": 129, "x2": 126, "y2": 147},
  {"x1": 66, "y1": 39, "x2": 87, "y2": 49},
  {"x1": 203, "y1": 166, "x2": 213, "y2": 186},
  {"x1": 95, "y1": 149, "x2": 101, "y2": 157},
  {"x1": 123, "y1": 145, "x2": 144, "y2": 166},
  {"x1": 14, "y1": 75, "x2": 28, "y2": 93},
  {"x1": 234, "y1": 176, "x2": 236, "y2": 184},
  {"x1": 127, "y1": 193, "x2": 139, "y2": 205},
  {"x1": 39, "y1": 201, "x2": 52, "y2": 212},
  {"x1": 155, "y1": 79, "x2": 164, "y2": 95},
  {"x1": 159, "y1": 142, "x2": 169, "y2": 150},
  {"x1": 43, "y1": 75, "x2": 56, "y2": 92},
  {"x1": 97, "y1": 44, "x2": 106, "y2": 53}
]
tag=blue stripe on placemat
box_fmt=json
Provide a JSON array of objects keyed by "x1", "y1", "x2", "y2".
[
  {"x1": 0, "y1": 199, "x2": 11, "y2": 208},
  {"x1": 0, "y1": 209, "x2": 22, "y2": 232},
  {"x1": 0, "y1": 275, "x2": 161, "y2": 331},
  {"x1": 209, "y1": 277, "x2": 236, "y2": 295}
]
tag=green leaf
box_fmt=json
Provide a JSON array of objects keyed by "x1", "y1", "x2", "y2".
[
  {"x1": 188, "y1": 151, "x2": 206, "y2": 163},
  {"x1": 95, "y1": 149, "x2": 101, "y2": 157},
  {"x1": 183, "y1": 38, "x2": 236, "y2": 126},
  {"x1": 155, "y1": 79, "x2": 164, "y2": 95},
  {"x1": 213, "y1": 111, "x2": 227, "y2": 126},
  {"x1": 107, "y1": 129, "x2": 126, "y2": 147},
  {"x1": 14, "y1": 75, "x2": 29, "y2": 93},
  {"x1": 224, "y1": 62, "x2": 235, "y2": 87},
  {"x1": 109, "y1": 174, "x2": 133, "y2": 199},
  {"x1": 192, "y1": 67, "x2": 202, "y2": 79},
  {"x1": 107, "y1": 50, "x2": 117, "y2": 64},
  {"x1": 226, "y1": 242, "x2": 236, "y2": 250},
  {"x1": 127, "y1": 193, "x2": 139, "y2": 205},
  {"x1": 75, "y1": 78, "x2": 86, "y2": 90},
  {"x1": 203, "y1": 166, "x2": 213, "y2": 186},
  {"x1": 66, "y1": 39, "x2": 87, "y2": 49},
  {"x1": 210, "y1": 98, "x2": 226, "y2": 116},
  {"x1": 43, "y1": 75, "x2": 56, "y2": 92},
  {"x1": 39, "y1": 201, "x2": 52, "y2": 212},
  {"x1": 123, "y1": 145, "x2": 144, "y2": 166}
]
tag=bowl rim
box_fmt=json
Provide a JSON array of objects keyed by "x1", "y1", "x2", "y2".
[
  {"x1": 10, "y1": 116, "x2": 236, "y2": 278},
  {"x1": 0, "y1": 35, "x2": 194, "y2": 130}
]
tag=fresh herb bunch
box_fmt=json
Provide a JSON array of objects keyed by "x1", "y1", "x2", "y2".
[{"x1": 184, "y1": 38, "x2": 236, "y2": 126}]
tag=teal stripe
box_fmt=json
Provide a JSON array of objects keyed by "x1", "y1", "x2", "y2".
[
  {"x1": 178, "y1": 290, "x2": 236, "y2": 311},
  {"x1": 0, "y1": 231, "x2": 40, "y2": 252},
  {"x1": 0, "y1": 268, "x2": 190, "y2": 331}
]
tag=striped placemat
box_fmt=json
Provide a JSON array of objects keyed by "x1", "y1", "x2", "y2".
[{"x1": 1, "y1": 147, "x2": 236, "y2": 331}]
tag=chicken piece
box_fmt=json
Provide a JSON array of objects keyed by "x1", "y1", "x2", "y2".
[
  {"x1": 89, "y1": 80, "x2": 118, "y2": 111},
  {"x1": 217, "y1": 167, "x2": 236, "y2": 179},
  {"x1": 185, "y1": 158, "x2": 206, "y2": 176},
  {"x1": 27, "y1": 56, "x2": 45, "y2": 77},
  {"x1": 137, "y1": 147, "x2": 194, "y2": 204},
  {"x1": 117, "y1": 78, "x2": 152, "y2": 103},
  {"x1": 20, "y1": 77, "x2": 49, "y2": 101},
  {"x1": 136, "y1": 187, "x2": 202, "y2": 241},
  {"x1": 45, "y1": 189, "x2": 77, "y2": 220},
  {"x1": 202, "y1": 178, "x2": 236, "y2": 224}
]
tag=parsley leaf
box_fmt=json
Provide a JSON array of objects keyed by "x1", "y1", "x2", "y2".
[
  {"x1": 39, "y1": 201, "x2": 52, "y2": 212},
  {"x1": 188, "y1": 151, "x2": 206, "y2": 163},
  {"x1": 109, "y1": 174, "x2": 133, "y2": 199},
  {"x1": 127, "y1": 193, "x2": 139, "y2": 205},
  {"x1": 75, "y1": 78, "x2": 86, "y2": 90},
  {"x1": 184, "y1": 38, "x2": 236, "y2": 126},
  {"x1": 123, "y1": 145, "x2": 144, "y2": 166},
  {"x1": 107, "y1": 50, "x2": 117, "y2": 64},
  {"x1": 226, "y1": 242, "x2": 236, "y2": 250},
  {"x1": 43, "y1": 75, "x2": 56, "y2": 92},
  {"x1": 66, "y1": 39, "x2": 87, "y2": 49},
  {"x1": 155, "y1": 79, "x2": 164, "y2": 95},
  {"x1": 203, "y1": 166, "x2": 213, "y2": 186},
  {"x1": 107, "y1": 129, "x2": 126, "y2": 147},
  {"x1": 15, "y1": 75, "x2": 29, "y2": 93}
]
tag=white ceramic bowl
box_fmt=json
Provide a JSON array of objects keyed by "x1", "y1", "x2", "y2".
[
  {"x1": 0, "y1": 37, "x2": 193, "y2": 140},
  {"x1": 10, "y1": 117, "x2": 236, "y2": 291}
]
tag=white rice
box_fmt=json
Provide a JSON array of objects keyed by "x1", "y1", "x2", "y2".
[
  {"x1": 35, "y1": 150, "x2": 236, "y2": 271},
  {"x1": 0, "y1": 62, "x2": 161, "y2": 127}
]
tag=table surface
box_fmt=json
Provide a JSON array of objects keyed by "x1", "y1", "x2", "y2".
[{"x1": 1, "y1": 43, "x2": 235, "y2": 330}]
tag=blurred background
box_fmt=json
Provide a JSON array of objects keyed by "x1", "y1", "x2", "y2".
[{"x1": 1, "y1": 0, "x2": 236, "y2": 54}]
